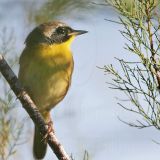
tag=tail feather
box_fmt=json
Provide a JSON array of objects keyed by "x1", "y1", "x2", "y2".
[
  {"x1": 33, "y1": 112, "x2": 51, "y2": 159},
  {"x1": 33, "y1": 126, "x2": 47, "y2": 159}
]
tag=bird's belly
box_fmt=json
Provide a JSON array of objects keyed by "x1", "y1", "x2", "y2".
[
  {"x1": 38, "y1": 72, "x2": 70, "y2": 111},
  {"x1": 22, "y1": 63, "x2": 72, "y2": 111},
  {"x1": 19, "y1": 45, "x2": 73, "y2": 112}
]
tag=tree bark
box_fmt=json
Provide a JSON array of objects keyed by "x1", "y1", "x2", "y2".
[{"x1": 0, "y1": 54, "x2": 70, "y2": 160}]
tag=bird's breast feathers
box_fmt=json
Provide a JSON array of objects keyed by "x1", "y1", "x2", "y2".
[{"x1": 19, "y1": 43, "x2": 74, "y2": 111}]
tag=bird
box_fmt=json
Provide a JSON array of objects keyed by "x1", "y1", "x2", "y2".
[{"x1": 18, "y1": 21, "x2": 87, "y2": 159}]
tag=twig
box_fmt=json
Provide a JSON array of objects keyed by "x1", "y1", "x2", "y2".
[
  {"x1": 104, "y1": 18, "x2": 123, "y2": 24},
  {"x1": 0, "y1": 54, "x2": 70, "y2": 160},
  {"x1": 91, "y1": 2, "x2": 110, "y2": 7}
]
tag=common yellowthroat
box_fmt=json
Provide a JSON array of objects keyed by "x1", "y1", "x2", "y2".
[{"x1": 18, "y1": 21, "x2": 87, "y2": 159}]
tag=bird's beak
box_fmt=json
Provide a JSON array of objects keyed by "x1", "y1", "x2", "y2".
[{"x1": 69, "y1": 29, "x2": 88, "y2": 36}]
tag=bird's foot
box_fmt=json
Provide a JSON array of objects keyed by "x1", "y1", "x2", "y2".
[
  {"x1": 42, "y1": 121, "x2": 54, "y2": 142},
  {"x1": 17, "y1": 90, "x2": 26, "y2": 99}
]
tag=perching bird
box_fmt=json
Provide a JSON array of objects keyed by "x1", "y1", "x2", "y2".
[{"x1": 18, "y1": 21, "x2": 87, "y2": 159}]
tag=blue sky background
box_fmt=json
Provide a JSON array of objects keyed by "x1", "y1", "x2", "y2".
[{"x1": 0, "y1": 1, "x2": 160, "y2": 160}]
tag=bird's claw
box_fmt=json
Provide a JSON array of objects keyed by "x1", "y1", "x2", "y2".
[{"x1": 42, "y1": 121, "x2": 54, "y2": 142}]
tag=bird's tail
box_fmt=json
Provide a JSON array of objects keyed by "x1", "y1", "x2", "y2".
[
  {"x1": 33, "y1": 126, "x2": 47, "y2": 159},
  {"x1": 33, "y1": 112, "x2": 51, "y2": 159}
]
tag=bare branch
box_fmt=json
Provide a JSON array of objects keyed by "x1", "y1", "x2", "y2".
[{"x1": 0, "y1": 54, "x2": 70, "y2": 160}]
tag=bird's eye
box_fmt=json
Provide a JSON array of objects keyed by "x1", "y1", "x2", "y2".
[{"x1": 56, "y1": 27, "x2": 67, "y2": 34}]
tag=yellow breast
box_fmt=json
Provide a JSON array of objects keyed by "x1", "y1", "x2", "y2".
[{"x1": 18, "y1": 41, "x2": 74, "y2": 112}]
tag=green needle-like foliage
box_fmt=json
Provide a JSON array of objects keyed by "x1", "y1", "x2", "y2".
[
  {"x1": 104, "y1": 0, "x2": 160, "y2": 129},
  {"x1": 28, "y1": 0, "x2": 96, "y2": 24},
  {"x1": 0, "y1": 28, "x2": 26, "y2": 160}
]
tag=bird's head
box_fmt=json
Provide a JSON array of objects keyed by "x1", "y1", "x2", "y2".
[{"x1": 25, "y1": 21, "x2": 88, "y2": 46}]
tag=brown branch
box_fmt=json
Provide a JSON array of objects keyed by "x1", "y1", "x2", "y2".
[
  {"x1": 0, "y1": 54, "x2": 70, "y2": 160},
  {"x1": 145, "y1": 1, "x2": 160, "y2": 89}
]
